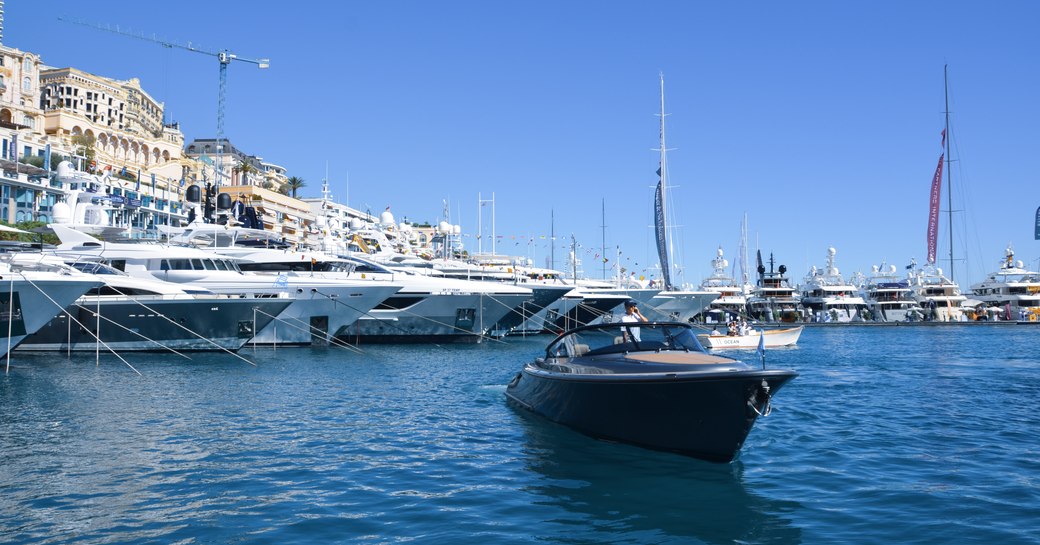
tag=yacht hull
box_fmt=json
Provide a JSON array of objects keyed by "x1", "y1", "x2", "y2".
[
  {"x1": 18, "y1": 298, "x2": 291, "y2": 352},
  {"x1": 249, "y1": 285, "x2": 400, "y2": 345},
  {"x1": 1, "y1": 277, "x2": 100, "y2": 357},
  {"x1": 337, "y1": 292, "x2": 531, "y2": 343}
]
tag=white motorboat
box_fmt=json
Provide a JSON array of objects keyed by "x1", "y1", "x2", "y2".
[
  {"x1": 969, "y1": 246, "x2": 1040, "y2": 321},
  {"x1": 799, "y1": 247, "x2": 869, "y2": 322},
  {"x1": 746, "y1": 251, "x2": 802, "y2": 323},
  {"x1": 859, "y1": 262, "x2": 924, "y2": 322},
  {"x1": 16, "y1": 260, "x2": 290, "y2": 352},
  {"x1": 172, "y1": 223, "x2": 534, "y2": 342},
  {"x1": 48, "y1": 225, "x2": 402, "y2": 345},
  {"x1": 0, "y1": 252, "x2": 101, "y2": 357},
  {"x1": 907, "y1": 259, "x2": 967, "y2": 322},
  {"x1": 697, "y1": 325, "x2": 803, "y2": 349},
  {"x1": 696, "y1": 247, "x2": 752, "y2": 323}
]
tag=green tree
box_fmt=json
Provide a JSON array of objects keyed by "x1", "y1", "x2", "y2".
[
  {"x1": 285, "y1": 176, "x2": 305, "y2": 198},
  {"x1": 238, "y1": 160, "x2": 256, "y2": 185},
  {"x1": 70, "y1": 134, "x2": 96, "y2": 168},
  {"x1": 0, "y1": 221, "x2": 58, "y2": 245}
]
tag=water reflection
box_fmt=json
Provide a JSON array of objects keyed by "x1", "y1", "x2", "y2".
[{"x1": 513, "y1": 410, "x2": 803, "y2": 544}]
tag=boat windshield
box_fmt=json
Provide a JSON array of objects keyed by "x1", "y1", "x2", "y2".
[{"x1": 545, "y1": 322, "x2": 705, "y2": 359}]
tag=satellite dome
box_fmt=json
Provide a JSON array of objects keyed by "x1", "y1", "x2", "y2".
[
  {"x1": 56, "y1": 161, "x2": 76, "y2": 180},
  {"x1": 380, "y1": 209, "x2": 395, "y2": 226},
  {"x1": 349, "y1": 218, "x2": 364, "y2": 230},
  {"x1": 51, "y1": 201, "x2": 71, "y2": 224}
]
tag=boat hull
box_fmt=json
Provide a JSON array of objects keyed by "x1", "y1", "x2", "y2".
[
  {"x1": 338, "y1": 292, "x2": 531, "y2": 343},
  {"x1": 506, "y1": 366, "x2": 797, "y2": 462},
  {"x1": 1, "y1": 276, "x2": 101, "y2": 357},
  {"x1": 698, "y1": 326, "x2": 803, "y2": 349},
  {"x1": 18, "y1": 298, "x2": 290, "y2": 352}
]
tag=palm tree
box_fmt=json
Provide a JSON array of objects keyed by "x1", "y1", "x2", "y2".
[
  {"x1": 238, "y1": 160, "x2": 257, "y2": 185},
  {"x1": 285, "y1": 176, "x2": 305, "y2": 198}
]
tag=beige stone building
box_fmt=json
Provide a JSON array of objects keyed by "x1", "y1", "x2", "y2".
[{"x1": 38, "y1": 67, "x2": 185, "y2": 189}]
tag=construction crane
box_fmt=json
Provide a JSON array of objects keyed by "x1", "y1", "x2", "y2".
[{"x1": 58, "y1": 16, "x2": 269, "y2": 189}]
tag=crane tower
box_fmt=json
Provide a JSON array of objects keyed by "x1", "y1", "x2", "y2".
[{"x1": 59, "y1": 17, "x2": 269, "y2": 189}]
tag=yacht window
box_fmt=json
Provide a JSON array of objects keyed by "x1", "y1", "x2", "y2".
[
  {"x1": 108, "y1": 259, "x2": 127, "y2": 272},
  {"x1": 168, "y1": 259, "x2": 191, "y2": 270},
  {"x1": 214, "y1": 260, "x2": 229, "y2": 271},
  {"x1": 202, "y1": 259, "x2": 217, "y2": 271},
  {"x1": 160, "y1": 259, "x2": 170, "y2": 271},
  {"x1": 190, "y1": 259, "x2": 204, "y2": 270}
]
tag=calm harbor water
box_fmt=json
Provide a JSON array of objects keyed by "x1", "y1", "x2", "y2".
[{"x1": 2, "y1": 325, "x2": 1038, "y2": 544}]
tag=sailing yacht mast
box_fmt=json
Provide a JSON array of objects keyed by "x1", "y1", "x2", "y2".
[
  {"x1": 944, "y1": 64, "x2": 955, "y2": 281},
  {"x1": 653, "y1": 73, "x2": 674, "y2": 290}
]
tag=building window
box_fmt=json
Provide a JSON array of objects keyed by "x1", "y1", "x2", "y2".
[
  {"x1": 22, "y1": 116, "x2": 34, "y2": 129},
  {"x1": 22, "y1": 77, "x2": 31, "y2": 92},
  {"x1": 23, "y1": 58, "x2": 32, "y2": 73}
]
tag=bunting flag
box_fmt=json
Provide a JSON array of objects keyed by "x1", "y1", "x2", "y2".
[
  {"x1": 1035, "y1": 207, "x2": 1040, "y2": 240},
  {"x1": 10, "y1": 134, "x2": 17, "y2": 161},
  {"x1": 926, "y1": 153, "x2": 944, "y2": 264},
  {"x1": 136, "y1": 169, "x2": 141, "y2": 191}
]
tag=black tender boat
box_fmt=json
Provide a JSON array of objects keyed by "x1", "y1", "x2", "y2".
[{"x1": 505, "y1": 321, "x2": 797, "y2": 462}]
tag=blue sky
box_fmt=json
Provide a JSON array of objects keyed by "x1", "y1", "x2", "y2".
[{"x1": 6, "y1": 1, "x2": 1040, "y2": 287}]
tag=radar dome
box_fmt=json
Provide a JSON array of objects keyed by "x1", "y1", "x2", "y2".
[
  {"x1": 438, "y1": 221, "x2": 451, "y2": 234},
  {"x1": 56, "y1": 160, "x2": 75, "y2": 176},
  {"x1": 51, "y1": 201, "x2": 71, "y2": 224},
  {"x1": 380, "y1": 209, "x2": 395, "y2": 226},
  {"x1": 453, "y1": 225, "x2": 461, "y2": 235},
  {"x1": 889, "y1": 264, "x2": 897, "y2": 274},
  {"x1": 349, "y1": 218, "x2": 364, "y2": 230},
  {"x1": 828, "y1": 247, "x2": 837, "y2": 256}
]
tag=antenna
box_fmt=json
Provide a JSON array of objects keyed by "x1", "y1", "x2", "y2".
[
  {"x1": 59, "y1": 16, "x2": 270, "y2": 191},
  {"x1": 600, "y1": 198, "x2": 607, "y2": 280}
]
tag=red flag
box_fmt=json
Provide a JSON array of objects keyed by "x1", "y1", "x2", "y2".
[{"x1": 940, "y1": 128, "x2": 947, "y2": 149}]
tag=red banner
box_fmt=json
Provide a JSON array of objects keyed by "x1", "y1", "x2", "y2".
[{"x1": 927, "y1": 154, "x2": 944, "y2": 264}]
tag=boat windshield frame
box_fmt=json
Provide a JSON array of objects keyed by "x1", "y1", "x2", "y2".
[{"x1": 545, "y1": 321, "x2": 706, "y2": 359}]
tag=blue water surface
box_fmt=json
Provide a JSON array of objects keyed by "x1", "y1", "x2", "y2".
[{"x1": 1, "y1": 325, "x2": 1038, "y2": 544}]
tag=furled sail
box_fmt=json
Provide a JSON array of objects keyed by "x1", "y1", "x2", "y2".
[
  {"x1": 926, "y1": 129, "x2": 946, "y2": 264},
  {"x1": 654, "y1": 170, "x2": 671, "y2": 290}
]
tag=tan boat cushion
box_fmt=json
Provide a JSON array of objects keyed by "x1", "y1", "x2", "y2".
[{"x1": 624, "y1": 352, "x2": 734, "y2": 365}]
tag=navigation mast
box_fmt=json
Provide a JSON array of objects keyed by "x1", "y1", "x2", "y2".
[{"x1": 943, "y1": 64, "x2": 955, "y2": 281}]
